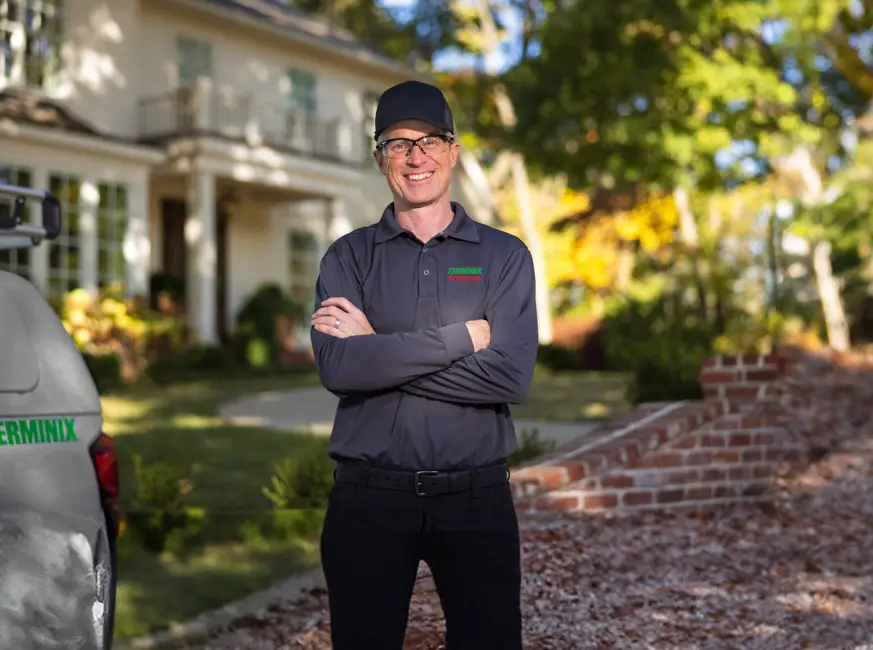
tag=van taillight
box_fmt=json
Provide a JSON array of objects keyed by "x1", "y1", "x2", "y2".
[{"x1": 90, "y1": 431, "x2": 121, "y2": 538}]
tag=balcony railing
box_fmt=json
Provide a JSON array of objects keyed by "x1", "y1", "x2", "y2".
[{"x1": 137, "y1": 80, "x2": 358, "y2": 166}]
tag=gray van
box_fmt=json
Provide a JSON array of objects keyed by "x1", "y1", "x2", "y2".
[{"x1": 0, "y1": 183, "x2": 119, "y2": 650}]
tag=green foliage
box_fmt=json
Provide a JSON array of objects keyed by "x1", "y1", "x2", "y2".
[
  {"x1": 146, "y1": 343, "x2": 238, "y2": 384},
  {"x1": 601, "y1": 293, "x2": 713, "y2": 403},
  {"x1": 60, "y1": 285, "x2": 189, "y2": 385},
  {"x1": 501, "y1": 0, "x2": 848, "y2": 192},
  {"x1": 233, "y1": 283, "x2": 306, "y2": 369},
  {"x1": 262, "y1": 448, "x2": 335, "y2": 510},
  {"x1": 508, "y1": 428, "x2": 556, "y2": 467},
  {"x1": 125, "y1": 453, "x2": 200, "y2": 555},
  {"x1": 81, "y1": 352, "x2": 122, "y2": 393},
  {"x1": 536, "y1": 343, "x2": 589, "y2": 372}
]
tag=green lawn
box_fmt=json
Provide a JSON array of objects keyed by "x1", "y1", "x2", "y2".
[
  {"x1": 102, "y1": 371, "x2": 326, "y2": 640},
  {"x1": 512, "y1": 368, "x2": 632, "y2": 422},
  {"x1": 105, "y1": 367, "x2": 630, "y2": 640}
]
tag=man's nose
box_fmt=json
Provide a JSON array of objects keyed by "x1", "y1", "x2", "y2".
[{"x1": 406, "y1": 144, "x2": 428, "y2": 164}]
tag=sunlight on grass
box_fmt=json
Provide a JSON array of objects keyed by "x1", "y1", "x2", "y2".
[
  {"x1": 513, "y1": 371, "x2": 632, "y2": 422},
  {"x1": 115, "y1": 534, "x2": 321, "y2": 639},
  {"x1": 104, "y1": 373, "x2": 326, "y2": 639}
]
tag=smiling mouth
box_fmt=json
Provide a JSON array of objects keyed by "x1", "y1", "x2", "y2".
[{"x1": 405, "y1": 171, "x2": 434, "y2": 183}]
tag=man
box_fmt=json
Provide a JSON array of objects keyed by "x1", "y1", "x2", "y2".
[{"x1": 309, "y1": 79, "x2": 538, "y2": 650}]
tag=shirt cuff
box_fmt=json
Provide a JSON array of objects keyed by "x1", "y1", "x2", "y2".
[{"x1": 438, "y1": 322, "x2": 475, "y2": 362}]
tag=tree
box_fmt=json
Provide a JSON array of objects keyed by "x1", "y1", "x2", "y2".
[{"x1": 449, "y1": 0, "x2": 555, "y2": 343}]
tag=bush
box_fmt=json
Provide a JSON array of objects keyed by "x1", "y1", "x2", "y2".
[
  {"x1": 233, "y1": 283, "x2": 306, "y2": 369},
  {"x1": 508, "y1": 428, "x2": 556, "y2": 467},
  {"x1": 262, "y1": 447, "x2": 335, "y2": 510},
  {"x1": 81, "y1": 351, "x2": 122, "y2": 393},
  {"x1": 124, "y1": 453, "x2": 200, "y2": 555},
  {"x1": 601, "y1": 293, "x2": 713, "y2": 404},
  {"x1": 60, "y1": 285, "x2": 189, "y2": 385},
  {"x1": 536, "y1": 343, "x2": 587, "y2": 372},
  {"x1": 146, "y1": 343, "x2": 238, "y2": 384}
]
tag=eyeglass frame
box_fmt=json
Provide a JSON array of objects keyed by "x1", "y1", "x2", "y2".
[{"x1": 375, "y1": 133, "x2": 456, "y2": 159}]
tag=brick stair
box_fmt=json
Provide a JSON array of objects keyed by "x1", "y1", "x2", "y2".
[{"x1": 511, "y1": 351, "x2": 807, "y2": 515}]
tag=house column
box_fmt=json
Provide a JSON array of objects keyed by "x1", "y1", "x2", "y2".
[
  {"x1": 185, "y1": 170, "x2": 217, "y2": 344},
  {"x1": 123, "y1": 178, "x2": 150, "y2": 298},
  {"x1": 28, "y1": 166, "x2": 49, "y2": 294},
  {"x1": 326, "y1": 196, "x2": 350, "y2": 242},
  {"x1": 79, "y1": 181, "x2": 99, "y2": 294}
]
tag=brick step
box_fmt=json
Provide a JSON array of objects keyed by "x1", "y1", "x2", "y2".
[{"x1": 510, "y1": 352, "x2": 805, "y2": 515}]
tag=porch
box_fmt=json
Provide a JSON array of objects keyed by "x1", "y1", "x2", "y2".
[{"x1": 148, "y1": 170, "x2": 348, "y2": 346}]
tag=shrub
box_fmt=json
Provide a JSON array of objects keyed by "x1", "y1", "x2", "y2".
[
  {"x1": 536, "y1": 343, "x2": 587, "y2": 372},
  {"x1": 81, "y1": 351, "x2": 122, "y2": 393},
  {"x1": 60, "y1": 285, "x2": 189, "y2": 385},
  {"x1": 145, "y1": 343, "x2": 238, "y2": 384},
  {"x1": 124, "y1": 453, "x2": 200, "y2": 555},
  {"x1": 601, "y1": 293, "x2": 713, "y2": 404},
  {"x1": 233, "y1": 283, "x2": 306, "y2": 369},
  {"x1": 508, "y1": 428, "x2": 556, "y2": 467},
  {"x1": 262, "y1": 447, "x2": 334, "y2": 510}
]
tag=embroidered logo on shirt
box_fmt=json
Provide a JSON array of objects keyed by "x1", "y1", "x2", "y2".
[{"x1": 448, "y1": 267, "x2": 484, "y2": 282}]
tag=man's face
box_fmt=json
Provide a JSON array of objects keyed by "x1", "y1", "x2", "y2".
[{"x1": 375, "y1": 119, "x2": 460, "y2": 209}]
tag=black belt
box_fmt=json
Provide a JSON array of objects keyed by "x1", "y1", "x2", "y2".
[{"x1": 334, "y1": 461, "x2": 510, "y2": 496}]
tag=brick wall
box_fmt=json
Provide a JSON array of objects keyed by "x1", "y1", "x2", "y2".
[{"x1": 511, "y1": 351, "x2": 808, "y2": 515}]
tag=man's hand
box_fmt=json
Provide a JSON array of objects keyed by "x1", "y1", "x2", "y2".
[
  {"x1": 465, "y1": 319, "x2": 491, "y2": 352},
  {"x1": 312, "y1": 297, "x2": 376, "y2": 338}
]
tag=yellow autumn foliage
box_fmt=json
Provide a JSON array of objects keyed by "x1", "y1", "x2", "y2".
[
  {"x1": 493, "y1": 177, "x2": 590, "y2": 288},
  {"x1": 494, "y1": 170, "x2": 678, "y2": 293}
]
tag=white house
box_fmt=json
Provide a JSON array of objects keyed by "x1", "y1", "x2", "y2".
[{"x1": 0, "y1": 0, "x2": 494, "y2": 345}]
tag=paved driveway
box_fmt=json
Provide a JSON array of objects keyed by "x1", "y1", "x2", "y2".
[{"x1": 218, "y1": 386, "x2": 599, "y2": 447}]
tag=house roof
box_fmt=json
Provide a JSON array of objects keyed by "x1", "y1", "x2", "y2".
[
  {"x1": 181, "y1": 0, "x2": 425, "y2": 80},
  {"x1": 0, "y1": 88, "x2": 99, "y2": 135}
]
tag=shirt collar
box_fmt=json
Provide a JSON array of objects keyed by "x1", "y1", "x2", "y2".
[{"x1": 374, "y1": 202, "x2": 480, "y2": 244}]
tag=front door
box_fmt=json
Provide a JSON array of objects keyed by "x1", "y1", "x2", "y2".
[{"x1": 160, "y1": 199, "x2": 229, "y2": 342}]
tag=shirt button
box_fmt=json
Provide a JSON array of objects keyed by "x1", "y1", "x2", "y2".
[
  {"x1": 424, "y1": 270, "x2": 430, "y2": 275},
  {"x1": 423, "y1": 247, "x2": 428, "y2": 252}
]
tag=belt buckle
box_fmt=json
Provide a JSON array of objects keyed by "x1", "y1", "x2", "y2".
[{"x1": 414, "y1": 470, "x2": 441, "y2": 497}]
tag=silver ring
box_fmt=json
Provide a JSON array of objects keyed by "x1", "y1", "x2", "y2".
[{"x1": 334, "y1": 318, "x2": 341, "y2": 329}]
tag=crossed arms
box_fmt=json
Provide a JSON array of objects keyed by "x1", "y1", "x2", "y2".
[{"x1": 309, "y1": 242, "x2": 539, "y2": 405}]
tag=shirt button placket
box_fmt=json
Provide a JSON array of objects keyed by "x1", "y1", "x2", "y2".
[{"x1": 415, "y1": 244, "x2": 440, "y2": 328}]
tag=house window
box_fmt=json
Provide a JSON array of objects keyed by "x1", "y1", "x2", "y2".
[
  {"x1": 285, "y1": 68, "x2": 317, "y2": 114},
  {"x1": 0, "y1": 164, "x2": 32, "y2": 278},
  {"x1": 287, "y1": 229, "x2": 318, "y2": 306},
  {"x1": 47, "y1": 172, "x2": 81, "y2": 298},
  {"x1": 0, "y1": 0, "x2": 64, "y2": 89},
  {"x1": 177, "y1": 36, "x2": 212, "y2": 85},
  {"x1": 97, "y1": 182, "x2": 127, "y2": 289}
]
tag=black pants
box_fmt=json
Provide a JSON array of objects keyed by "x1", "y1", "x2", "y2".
[{"x1": 320, "y1": 472, "x2": 523, "y2": 650}]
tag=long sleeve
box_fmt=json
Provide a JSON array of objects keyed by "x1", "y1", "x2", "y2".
[
  {"x1": 310, "y1": 243, "x2": 475, "y2": 395},
  {"x1": 397, "y1": 247, "x2": 539, "y2": 405}
]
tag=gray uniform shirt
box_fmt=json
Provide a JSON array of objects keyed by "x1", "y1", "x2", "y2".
[{"x1": 310, "y1": 202, "x2": 539, "y2": 471}]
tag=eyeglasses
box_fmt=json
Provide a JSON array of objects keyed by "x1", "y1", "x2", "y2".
[{"x1": 376, "y1": 134, "x2": 454, "y2": 159}]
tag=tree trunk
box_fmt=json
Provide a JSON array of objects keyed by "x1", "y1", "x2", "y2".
[
  {"x1": 476, "y1": 0, "x2": 553, "y2": 343},
  {"x1": 812, "y1": 239, "x2": 851, "y2": 352},
  {"x1": 774, "y1": 147, "x2": 852, "y2": 351},
  {"x1": 615, "y1": 240, "x2": 635, "y2": 292},
  {"x1": 673, "y1": 186, "x2": 707, "y2": 320},
  {"x1": 766, "y1": 204, "x2": 780, "y2": 312}
]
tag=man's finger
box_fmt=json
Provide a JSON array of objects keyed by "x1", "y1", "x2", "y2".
[
  {"x1": 321, "y1": 296, "x2": 360, "y2": 314},
  {"x1": 312, "y1": 315, "x2": 344, "y2": 328},
  {"x1": 311, "y1": 305, "x2": 345, "y2": 321},
  {"x1": 314, "y1": 323, "x2": 349, "y2": 338}
]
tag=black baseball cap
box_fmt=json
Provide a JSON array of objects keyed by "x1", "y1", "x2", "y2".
[{"x1": 373, "y1": 80, "x2": 454, "y2": 141}]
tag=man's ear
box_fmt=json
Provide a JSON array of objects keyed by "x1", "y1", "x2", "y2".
[
  {"x1": 374, "y1": 150, "x2": 388, "y2": 176},
  {"x1": 449, "y1": 142, "x2": 460, "y2": 169}
]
